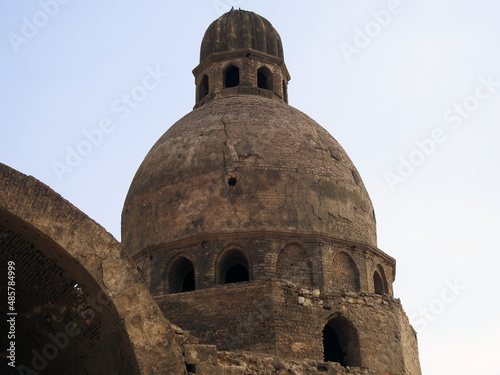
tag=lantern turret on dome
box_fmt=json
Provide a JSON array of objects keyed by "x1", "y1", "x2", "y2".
[{"x1": 193, "y1": 9, "x2": 290, "y2": 107}]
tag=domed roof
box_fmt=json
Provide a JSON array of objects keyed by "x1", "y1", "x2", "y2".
[
  {"x1": 122, "y1": 95, "x2": 376, "y2": 257},
  {"x1": 200, "y1": 9, "x2": 284, "y2": 63}
]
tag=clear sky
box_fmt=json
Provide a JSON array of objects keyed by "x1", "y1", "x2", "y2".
[{"x1": 1, "y1": 1, "x2": 499, "y2": 374}]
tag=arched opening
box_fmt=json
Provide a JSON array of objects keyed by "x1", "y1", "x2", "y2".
[
  {"x1": 217, "y1": 249, "x2": 250, "y2": 284},
  {"x1": 224, "y1": 65, "x2": 239, "y2": 88},
  {"x1": 168, "y1": 256, "x2": 195, "y2": 294},
  {"x1": 373, "y1": 271, "x2": 384, "y2": 295},
  {"x1": 0, "y1": 216, "x2": 142, "y2": 374},
  {"x1": 276, "y1": 243, "x2": 314, "y2": 287},
  {"x1": 257, "y1": 67, "x2": 272, "y2": 90},
  {"x1": 198, "y1": 74, "x2": 209, "y2": 101},
  {"x1": 331, "y1": 252, "x2": 360, "y2": 292},
  {"x1": 323, "y1": 316, "x2": 361, "y2": 367},
  {"x1": 373, "y1": 265, "x2": 388, "y2": 294}
]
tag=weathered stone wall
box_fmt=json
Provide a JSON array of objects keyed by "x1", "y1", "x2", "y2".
[
  {"x1": 156, "y1": 280, "x2": 276, "y2": 353},
  {"x1": 182, "y1": 348, "x2": 404, "y2": 375},
  {"x1": 273, "y1": 284, "x2": 419, "y2": 374},
  {"x1": 398, "y1": 310, "x2": 421, "y2": 374},
  {"x1": 144, "y1": 227, "x2": 418, "y2": 374},
  {"x1": 140, "y1": 232, "x2": 403, "y2": 371},
  {"x1": 174, "y1": 290, "x2": 420, "y2": 375}
]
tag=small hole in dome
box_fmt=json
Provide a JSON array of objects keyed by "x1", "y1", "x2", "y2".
[{"x1": 228, "y1": 177, "x2": 237, "y2": 186}]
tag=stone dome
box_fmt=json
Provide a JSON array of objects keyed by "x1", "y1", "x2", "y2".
[
  {"x1": 122, "y1": 95, "x2": 377, "y2": 257},
  {"x1": 200, "y1": 9, "x2": 284, "y2": 63}
]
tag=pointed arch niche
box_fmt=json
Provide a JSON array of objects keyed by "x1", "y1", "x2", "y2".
[
  {"x1": 216, "y1": 248, "x2": 250, "y2": 284},
  {"x1": 276, "y1": 243, "x2": 314, "y2": 287},
  {"x1": 330, "y1": 252, "x2": 360, "y2": 292},
  {"x1": 167, "y1": 255, "x2": 195, "y2": 294}
]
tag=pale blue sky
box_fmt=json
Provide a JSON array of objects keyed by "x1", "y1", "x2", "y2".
[{"x1": 2, "y1": 1, "x2": 499, "y2": 374}]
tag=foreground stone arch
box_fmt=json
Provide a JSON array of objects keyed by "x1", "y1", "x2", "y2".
[{"x1": 0, "y1": 164, "x2": 185, "y2": 375}]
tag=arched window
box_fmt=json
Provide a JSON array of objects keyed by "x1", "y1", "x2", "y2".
[
  {"x1": 198, "y1": 74, "x2": 209, "y2": 101},
  {"x1": 276, "y1": 243, "x2": 314, "y2": 287},
  {"x1": 168, "y1": 256, "x2": 195, "y2": 294},
  {"x1": 217, "y1": 249, "x2": 250, "y2": 284},
  {"x1": 224, "y1": 65, "x2": 239, "y2": 88},
  {"x1": 373, "y1": 265, "x2": 388, "y2": 294},
  {"x1": 331, "y1": 252, "x2": 360, "y2": 292},
  {"x1": 323, "y1": 316, "x2": 361, "y2": 366},
  {"x1": 257, "y1": 67, "x2": 272, "y2": 90},
  {"x1": 373, "y1": 271, "x2": 384, "y2": 294}
]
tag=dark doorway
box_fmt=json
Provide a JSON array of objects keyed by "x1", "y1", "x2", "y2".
[
  {"x1": 323, "y1": 317, "x2": 361, "y2": 367},
  {"x1": 323, "y1": 324, "x2": 345, "y2": 364}
]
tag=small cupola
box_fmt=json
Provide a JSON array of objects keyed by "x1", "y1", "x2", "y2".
[{"x1": 193, "y1": 9, "x2": 290, "y2": 108}]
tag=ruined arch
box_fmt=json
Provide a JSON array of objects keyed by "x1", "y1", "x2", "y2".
[
  {"x1": 331, "y1": 252, "x2": 360, "y2": 292},
  {"x1": 0, "y1": 164, "x2": 185, "y2": 375},
  {"x1": 276, "y1": 243, "x2": 314, "y2": 287},
  {"x1": 216, "y1": 247, "x2": 250, "y2": 284},
  {"x1": 166, "y1": 254, "x2": 196, "y2": 294},
  {"x1": 323, "y1": 315, "x2": 361, "y2": 367}
]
